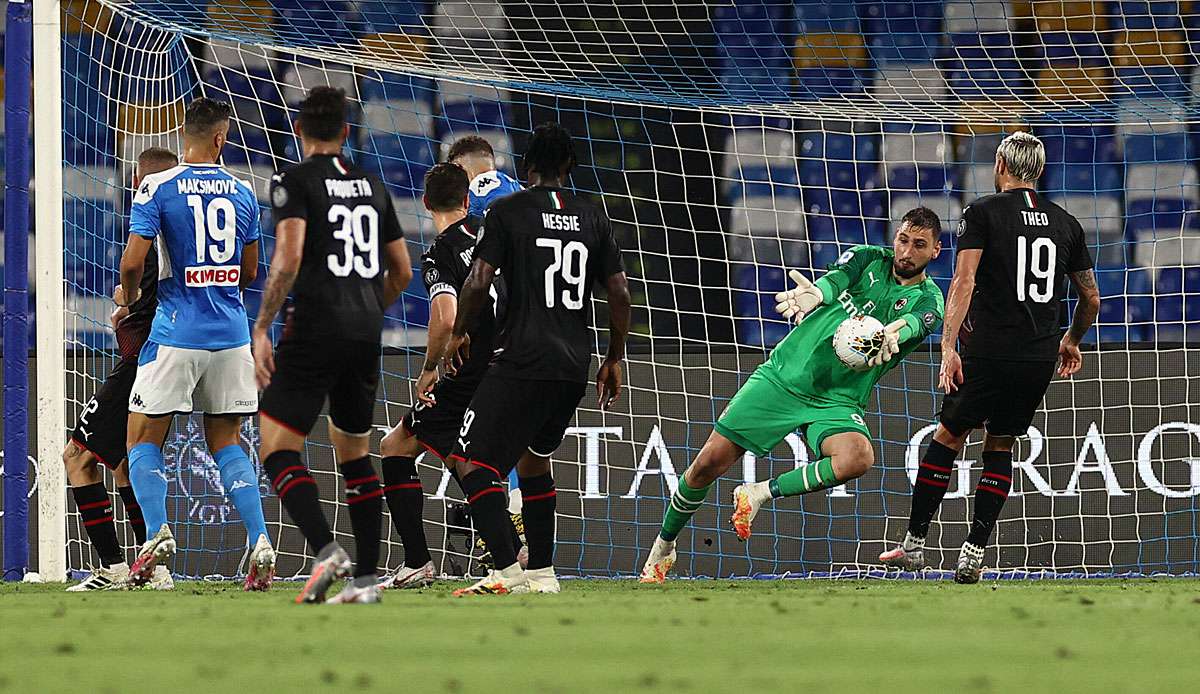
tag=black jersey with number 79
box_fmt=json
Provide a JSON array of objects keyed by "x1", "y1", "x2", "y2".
[
  {"x1": 956, "y1": 187, "x2": 1093, "y2": 362},
  {"x1": 473, "y1": 186, "x2": 624, "y2": 383},
  {"x1": 269, "y1": 153, "x2": 405, "y2": 342}
]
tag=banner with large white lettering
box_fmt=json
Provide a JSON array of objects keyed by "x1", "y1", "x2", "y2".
[{"x1": 45, "y1": 348, "x2": 1200, "y2": 578}]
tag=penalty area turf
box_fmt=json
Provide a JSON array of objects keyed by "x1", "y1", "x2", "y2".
[{"x1": 1, "y1": 578, "x2": 1198, "y2": 693}]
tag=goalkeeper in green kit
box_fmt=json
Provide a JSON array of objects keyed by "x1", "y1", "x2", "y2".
[{"x1": 639, "y1": 207, "x2": 946, "y2": 583}]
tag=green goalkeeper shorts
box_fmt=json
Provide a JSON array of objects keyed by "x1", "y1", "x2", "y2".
[{"x1": 713, "y1": 368, "x2": 870, "y2": 457}]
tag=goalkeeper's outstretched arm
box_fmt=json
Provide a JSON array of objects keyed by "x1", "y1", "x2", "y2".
[{"x1": 775, "y1": 245, "x2": 886, "y2": 323}]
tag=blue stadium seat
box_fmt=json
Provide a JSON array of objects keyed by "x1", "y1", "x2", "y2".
[
  {"x1": 1115, "y1": 66, "x2": 1189, "y2": 98},
  {"x1": 65, "y1": 198, "x2": 120, "y2": 296},
  {"x1": 807, "y1": 240, "x2": 843, "y2": 268},
  {"x1": 1037, "y1": 32, "x2": 1109, "y2": 65},
  {"x1": 795, "y1": 1, "x2": 860, "y2": 33},
  {"x1": 1041, "y1": 125, "x2": 1122, "y2": 194},
  {"x1": 1123, "y1": 132, "x2": 1195, "y2": 164},
  {"x1": 273, "y1": 0, "x2": 360, "y2": 46},
  {"x1": 858, "y1": 1, "x2": 944, "y2": 64},
  {"x1": 439, "y1": 100, "x2": 507, "y2": 135},
  {"x1": 358, "y1": 0, "x2": 426, "y2": 34},
  {"x1": 795, "y1": 67, "x2": 871, "y2": 97},
  {"x1": 359, "y1": 134, "x2": 436, "y2": 196},
  {"x1": 1113, "y1": 1, "x2": 1186, "y2": 30},
  {"x1": 1125, "y1": 197, "x2": 1200, "y2": 234},
  {"x1": 1093, "y1": 268, "x2": 1153, "y2": 342},
  {"x1": 732, "y1": 264, "x2": 792, "y2": 347},
  {"x1": 222, "y1": 125, "x2": 274, "y2": 167},
  {"x1": 359, "y1": 71, "x2": 435, "y2": 104}
]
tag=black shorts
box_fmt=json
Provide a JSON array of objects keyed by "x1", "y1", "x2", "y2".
[
  {"x1": 402, "y1": 374, "x2": 480, "y2": 461},
  {"x1": 70, "y1": 359, "x2": 138, "y2": 469},
  {"x1": 449, "y1": 375, "x2": 586, "y2": 477},
  {"x1": 259, "y1": 338, "x2": 381, "y2": 437},
  {"x1": 940, "y1": 357, "x2": 1056, "y2": 437}
]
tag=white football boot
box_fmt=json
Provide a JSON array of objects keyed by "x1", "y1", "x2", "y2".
[
  {"x1": 127, "y1": 524, "x2": 176, "y2": 588},
  {"x1": 243, "y1": 534, "x2": 276, "y2": 592},
  {"x1": 730, "y1": 482, "x2": 771, "y2": 541},
  {"x1": 512, "y1": 566, "x2": 560, "y2": 594},
  {"x1": 148, "y1": 565, "x2": 174, "y2": 591},
  {"x1": 954, "y1": 542, "x2": 985, "y2": 584},
  {"x1": 295, "y1": 546, "x2": 352, "y2": 604},
  {"x1": 328, "y1": 581, "x2": 382, "y2": 604},
  {"x1": 638, "y1": 536, "x2": 676, "y2": 584},
  {"x1": 378, "y1": 560, "x2": 436, "y2": 590},
  {"x1": 452, "y1": 562, "x2": 527, "y2": 596},
  {"x1": 879, "y1": 531, "x2": 926, "y2": 571},
  {"x1": 66, "y1": 563, "x2": 129, "y2": 592}
]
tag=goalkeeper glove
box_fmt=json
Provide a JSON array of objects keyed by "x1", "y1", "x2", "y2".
[
  {"x1": 867, "y1": 319, "x2": 908, "y2": 367},
  {"x1": 774, "y1": 270, "x2": 824, "y2": 324}
]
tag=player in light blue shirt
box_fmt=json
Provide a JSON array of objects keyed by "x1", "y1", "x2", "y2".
[
  {"x1": 447, "y1": 134, "x2": 523, "y2": 216},
  {"x1": 115, "y1": 98, "x2": 276, "y2": 590}
]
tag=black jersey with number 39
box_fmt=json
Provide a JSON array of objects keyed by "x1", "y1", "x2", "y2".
[
  {"x1": 957, "y1": 188, "x2": 1093, "y2": 361},
  {"x1": 473, "y1": 186, "x2": 624, "y2": 383},
  {"x1": 270, "y1": 153, "x2": 404, "y2": 342}
]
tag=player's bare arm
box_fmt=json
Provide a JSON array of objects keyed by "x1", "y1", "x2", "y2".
[
  {"x1": 417, "y1": 292, "x2": 457, "y2": 403},
  {"x1": 1058, "y1": 268, "x2": 1101, "y2": 378},
  {"x1": 116, "y1": 235, "x2": 154, "y2": 307},
  {"x1": 598, "y1": 271, "x2": 631, "y2": 409},
  {"x1": 444, "y1": 256, "x2": 496, "y2": 372},
  {"x1": 381, "y1": 238, "x2": 413, "y2": 307},
  {"x1": 252, "y1": 217, "x2": 306, "y2": 388},
  {"x1": 938, "y1": 248, "x2": 983, "y2": 394},
  {"x1": 238, "y1": 239, "x2": 259, "y2": 290}
]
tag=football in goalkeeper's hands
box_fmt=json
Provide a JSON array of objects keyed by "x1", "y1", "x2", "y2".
[{"x1": 832, "y1": 315, "x2": 884, "y2": 372}]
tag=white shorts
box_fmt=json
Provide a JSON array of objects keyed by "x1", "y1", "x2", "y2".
[{"x1": 129, "y1": 342, "x2": 258, "y2": 416}]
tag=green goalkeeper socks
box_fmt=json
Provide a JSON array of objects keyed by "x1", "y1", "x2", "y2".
[
  {"x1": 768, "y1": 457, "x2": 839, "y2": 498},
  {"x1": 659, "y1": 477, "x2": 712, "y2": 541}
]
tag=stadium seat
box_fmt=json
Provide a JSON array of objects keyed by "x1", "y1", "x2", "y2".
[
  {"x1": 953, "y1": 128, "x2": 1002, "y2": 162},
  {"x1": 359, "y1": 0, "x2": 425, "y2": 34},
  {"x1": 957, "y1": 162, "x2": 996, "y2": 198},
  {"x1": 359, "y1": 134, "x2": 436, "y2": 197},
  {"x1": 204, "y1": 37, "x2": 275, "y2": 75},
  {"x1": 727, "y1": 192, "x2": 806, "y2": 241},
  {"x1": 794, "y1": 1, "x2": 861, "y2": 34},
  {"x1": 732, "y1": 265, "x2": 792, "y2": 347},
  {"x1": 1095, "y1": 267, "x2": 1152, "y2": 342},
  {"x1": 272, "y1": 0, "x2": 359, "y2": 46},
  {"x1": 1031, "y1": 1, "x2": 1108, "y2": 32},
  {"x1": 221, "y1": 124, "x2": 275, "y2": 167},
  {"x1": 722, "y1": 124, "x2": 797, "y2": 183},
  {"x1": 870, "y1": 65, "x2": 947, "y2": 102},
  {"x1": 943, "y1": 1, "x2": 1013, "y2": 34},
  {"x1": 392, "y1": 195, "x2": 436, "y2": 245},
  {"x1": 888, "y1": 193, "x2": 963, "y2": 237},
  {"x1": 858, "y1": 1, "x2": 945, "y2": 64},
  {"x1": 1111, "y1": 1, "x2": 1187, "y2": 30},
  {"x1": 1125, "y1": 163, "x2": 1199, "y2": 203},
  {"x1": 1034, "y1": 65, "x2": 1115, "y2": 102},
  {"x1": 277, "y1": 55, "x2": 359, "y2": 109},
  {"x1": 1050, "y1": 194, "x2": 1126, "y2": 267}
]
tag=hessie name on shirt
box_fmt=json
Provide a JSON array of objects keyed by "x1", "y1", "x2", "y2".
[{"x1": 542, "y1": 212, "x2": 580, "y2": 231}]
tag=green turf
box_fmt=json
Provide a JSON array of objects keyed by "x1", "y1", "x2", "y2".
[{"x1": 2, "y1": 578, "x2": 1199, "y2": 693}]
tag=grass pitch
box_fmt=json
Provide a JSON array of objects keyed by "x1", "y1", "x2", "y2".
[{"x1": 2, "y1": 578, "x2": 1198, "y2": 693}]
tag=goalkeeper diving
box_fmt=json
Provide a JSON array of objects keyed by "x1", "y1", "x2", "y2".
[{"x1": 639, "y1": 207, "x2": 946, "y2": 582}]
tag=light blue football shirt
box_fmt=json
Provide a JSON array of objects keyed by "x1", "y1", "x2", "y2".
[
  {"x1": 129, "y1": 163, "x2": 260, "y2": 350},
  {"x1": 467, "y1": 169, "x2": 522, "y2": 217}
]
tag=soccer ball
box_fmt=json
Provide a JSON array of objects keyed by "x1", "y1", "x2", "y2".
[{"x1": 832, "y1": 315, "x2": 884, "y2": 372}]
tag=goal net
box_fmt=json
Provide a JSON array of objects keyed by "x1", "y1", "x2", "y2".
[{"x1": 46, "y1": 0, "x2": 1200, "y2": 580}]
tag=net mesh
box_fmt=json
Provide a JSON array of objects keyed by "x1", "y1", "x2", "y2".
[{"x1": 57, "y1": 0, "x2": 1200, "y2": 579}]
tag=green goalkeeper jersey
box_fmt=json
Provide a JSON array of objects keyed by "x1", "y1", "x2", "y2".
[{"x1": 758, "y1": 245, "x2": 945, "y2": 409}]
